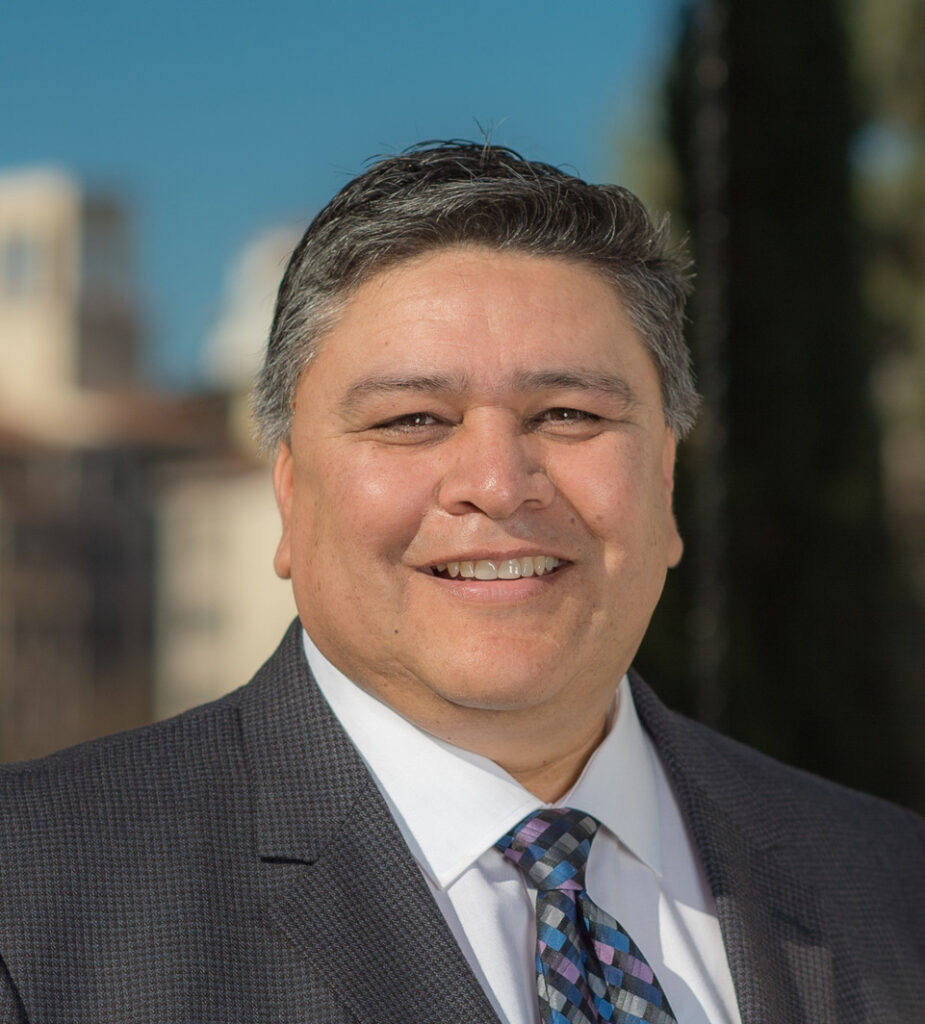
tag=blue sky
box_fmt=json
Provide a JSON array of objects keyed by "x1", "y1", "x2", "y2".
[{"x1": 2, "y1": 0, "x2": 682, "y2": 385}]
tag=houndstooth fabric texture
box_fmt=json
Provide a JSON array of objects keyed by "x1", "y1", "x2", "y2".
[
  {"x1": 1, "y1": 620, "x2": 924, "y2": 1021},
  {"x1": 497, "y1": 809, "x2": 677, "y2": 1024}
]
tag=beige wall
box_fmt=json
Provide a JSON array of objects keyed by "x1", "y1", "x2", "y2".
[
  {"x1": 152, "y1": 222, "x2": 304, "y2": 721},
  {"x1": 154, "y1": 464, "x2": 296, "y2": 719},
  {"x1": 0, "y1": 169, "x2": 82, "y2": 400}
]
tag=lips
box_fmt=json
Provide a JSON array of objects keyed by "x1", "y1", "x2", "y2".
[{"x1": 430, "y1": 556, "x2": 562, "y2": 580}]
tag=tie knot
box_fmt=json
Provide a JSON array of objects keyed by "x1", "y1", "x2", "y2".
[{"x1": 495, "y1": 808, "x2": 599, "y2": 892}]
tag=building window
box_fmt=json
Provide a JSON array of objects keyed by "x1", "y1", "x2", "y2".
[{"x1": 0, "y1": 232, "x2": 43, "y2": 300}]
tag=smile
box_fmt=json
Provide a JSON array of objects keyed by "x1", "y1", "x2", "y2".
[{"x1": 430, "y1": 556, "x2": 562, "y2": 580}]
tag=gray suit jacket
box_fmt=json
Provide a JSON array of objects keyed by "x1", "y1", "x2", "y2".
[{"x1": 1, "y1": 620, "x2": 923, "y2": 1022}]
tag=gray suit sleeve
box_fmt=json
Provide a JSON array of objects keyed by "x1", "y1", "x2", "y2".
[{"x1": 0, "y1": 955, "x2": 27, "y2": 1024}]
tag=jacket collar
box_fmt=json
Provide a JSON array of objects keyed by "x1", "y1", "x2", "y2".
[
  {"x1": 630, "y1": 670, "x2": 836, "y2": 1024},
  {"x1": 236, "y1": 619, "x2": 501, "y2": 1024},
  {"x1": 234, "y1": 624, "x2": 835, "y2": 1024}
]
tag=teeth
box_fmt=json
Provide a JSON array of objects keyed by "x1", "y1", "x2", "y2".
[
  {"x1": 434, "y1": 556, "x2": 560, "y2": 580},
  {"x1": 497, "y1": 559, "x2": 521, "y2": 580}
]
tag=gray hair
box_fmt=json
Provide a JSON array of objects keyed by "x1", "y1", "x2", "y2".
[{"x1": 255, "y1": 141, "x2": 699, "y2": 452}]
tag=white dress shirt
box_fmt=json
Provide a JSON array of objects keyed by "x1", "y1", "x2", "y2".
[{"x1": 303, "y1": 630, "x2": 742, "y2": 1024}]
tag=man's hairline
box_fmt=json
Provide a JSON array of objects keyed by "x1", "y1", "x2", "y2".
[{"x1": 273, "y1": 241, "x2": 678, "y2": 451}]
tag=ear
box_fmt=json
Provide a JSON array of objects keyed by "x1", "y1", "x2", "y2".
[
  {"x1": 661, "y1": 427, "x2": 684, "y2": 569},
  {"x1": 272, "y1": 442, "x2": 294, "y2": 580}
]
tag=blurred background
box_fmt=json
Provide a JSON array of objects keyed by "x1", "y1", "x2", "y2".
[{"x1": 1, "y1": 0, "x2": 923, "y2": 811}]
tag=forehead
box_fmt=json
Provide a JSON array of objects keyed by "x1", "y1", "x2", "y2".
[
  {"x1": 346, "y1": 246, "x2": 619, "y2": 319},
  {"x1": 308, "y1": 246, "x2": 649, "y2": 383}
]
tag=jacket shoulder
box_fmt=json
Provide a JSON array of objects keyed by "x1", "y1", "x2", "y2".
[
  {"x1": 0, "y1": 682, "x2": 249, "y2": 862},
  {"x1": 0, "y1": 620, "x2": 304, "y2": 812},
  {"x1": 629, "y1": 669, "x2": 925, "y2": 868}
]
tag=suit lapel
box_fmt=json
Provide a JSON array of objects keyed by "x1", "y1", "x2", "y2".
[
  {"x1": 237, "y1": 625, "x2": 839, "y2": 1023},
  {"x1": 680, "y1": 785, "x2": 837, "y2": 1023},
  {"x1": 267, "y1": 774, "x2": 501, "y2": 1024},
  {"x1": 238, "y1": 621, "x2": 500, "y2": 1024},
  {"x1": 630, "y1": 672, "x2": 837, "y2": 1024}
]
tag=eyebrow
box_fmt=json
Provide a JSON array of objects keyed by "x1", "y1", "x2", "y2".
[
  {"x1": 339, "y1": 368, "x2": 639, "y2": 414},
  {"x1": 340, "y1": 373, "x2": 469, "y2": 414},
  {"x1": 512, "y1": 369, "x2": 639, "y2": 406}
]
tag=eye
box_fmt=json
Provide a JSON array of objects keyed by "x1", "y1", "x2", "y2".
[
  {"x1": 539, "y1": 407, "x2": 601, "y2": 423},
  {"x1": 383, "y1": 412, "x2": 436, "y2": 428},
  {"x1": 370, "y1": 411, "x2": 446, "y2": 436},
  {"x1": 530, "y1": 406, "x2": 606, "y2": 438}
]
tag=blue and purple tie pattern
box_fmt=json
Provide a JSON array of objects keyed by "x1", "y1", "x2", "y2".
[{"x1": 496, "y1": 808, "x2": 677, "y2": 1024}]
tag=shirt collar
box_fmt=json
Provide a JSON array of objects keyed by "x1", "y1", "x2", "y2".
[
  {"x1": 303, "y1": 629, "x2": 662, "y2": 887},
  {"x1": 564, "y1": 672, "x2": 662, "y2": 878}
]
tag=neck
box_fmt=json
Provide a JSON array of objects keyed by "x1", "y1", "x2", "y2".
[
  {"x1": 385, "y1": 683, "x2": 616, "y2": 804},
  {"x1": 498, "y1": 713, "x2": 610, "y2": 802},
  {"x1": 307, "y1": 629, "x2": 620, "y2": 803}
]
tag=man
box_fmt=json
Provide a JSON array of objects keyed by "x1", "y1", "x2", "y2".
[{"x1": 1, "y1": 143, "x2": 923, "y2": 1023}]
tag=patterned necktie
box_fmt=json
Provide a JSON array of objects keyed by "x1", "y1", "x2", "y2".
[{"x1": 496, "y1": 808, "x2": 677, "y2": 1024}]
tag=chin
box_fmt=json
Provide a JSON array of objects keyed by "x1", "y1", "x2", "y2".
[
  {"x1": 432, "y1": 668, "x2": 563, "y2": 713},
  {"x1": 423, "y1": 632, "x2": 583, "y2": 709}
]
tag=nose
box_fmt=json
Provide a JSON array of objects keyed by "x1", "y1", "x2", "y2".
[{"x1": 436, "y1": 410, "x2": 556, "y2": 519}]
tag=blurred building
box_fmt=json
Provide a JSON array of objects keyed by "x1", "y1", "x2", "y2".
[
  {"x1": 152, "y1": 224, "x2": 300, "y2": 720},
  {"x1": 0, "y1": 167, "x2": 228, "y2": 762},
  {"x1": 0, "y1": 169, "x2": 138, "y2": 401}
]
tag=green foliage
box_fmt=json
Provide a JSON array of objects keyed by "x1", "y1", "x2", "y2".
[{"x1": 635, "y1": 0, "x2": 925, "y2": 812}]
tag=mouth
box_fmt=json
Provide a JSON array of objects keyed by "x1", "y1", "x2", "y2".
[{"x1": 429, "y1": 556, "x2": 564, "y2": 580}]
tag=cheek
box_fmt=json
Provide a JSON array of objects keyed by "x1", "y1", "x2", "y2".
[
  {"x1": 557, "y1": 449, "x2": 669, "y2": 568},
  {"x1": 558, "y1": 446, "x2": 645, "y2": 529},
  {"x1": 291, "y1": 450, "x2": 434, "y2": 569}
]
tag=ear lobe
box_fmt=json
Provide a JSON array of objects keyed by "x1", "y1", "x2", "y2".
[
  {"x1": 272, "y1": 443, "x2": 294, "y2": 580},
  {"x1": 666, "y1": 514, "x2": 684, "y2": 568}
]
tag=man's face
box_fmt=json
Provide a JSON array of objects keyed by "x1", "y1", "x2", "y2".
[{"x1": 273, "y1": 247, "x2": 682, "y2": 729}]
